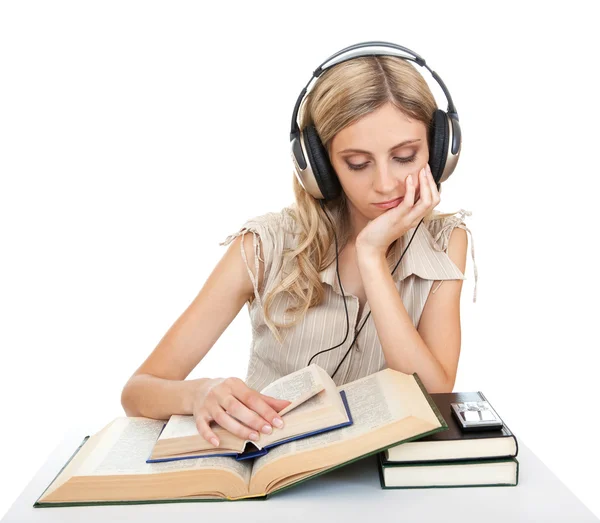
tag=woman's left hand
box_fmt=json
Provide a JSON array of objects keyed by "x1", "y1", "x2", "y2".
[{"x1": 355, "y1": 163, "x2": 440, "y2": 256}]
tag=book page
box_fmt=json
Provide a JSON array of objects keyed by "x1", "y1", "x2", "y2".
[
  {"x1": 336, "y1": 373, "x2": 396, "y2": 438},
  {"x1": 158, "y1": 414, "x2": 198, "y2": 440},
  {"x1": 188, "y1": 454, "x2": 251, "y2": 485},
  {"x1": 249, "y1": 436, "x2": 295, "y2": 476},
  {"x1": 154, "y1": 414, "x2": 245, "y2": 454},
  {"x1": 250, "y1": 422, "x2": 346, "y2": 478},
  {"x1": 284, "y1": 388, "x2": 327, "y2": 414},
  {"x1": 279, "y1": 372, "x2": 401, "y2": 447},
  {"x1": 260, "y1": 364, "x2": 325, "y2": 416},
  {"x1": 252, "y1": 366, "x2": 348, "y2": 449},
  {"x1": 76, "y1": 417, "x2": 251, "y2": 484},
  {"x1": 250, "y1": 372, "x2": 408, "y2": 476}
]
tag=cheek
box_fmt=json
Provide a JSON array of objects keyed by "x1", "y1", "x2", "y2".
[{"x1": 338, "y1": 173, "x2": 368, "y2": 194}]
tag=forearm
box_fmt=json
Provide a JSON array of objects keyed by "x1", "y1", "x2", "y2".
[
  {"x1": 121, "y1": 374, "x2": 212, "y2": 419},
  {"x1": 357, "y1": 248, "x2": 449, "y2": 393}
]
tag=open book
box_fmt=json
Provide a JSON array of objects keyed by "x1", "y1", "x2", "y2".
[
  {"x1": 34, "y1": 368, "x2": 448, "y2": 506},
  {"x1": 149, "y1": 364, "x2": 352, "y2": 462}
]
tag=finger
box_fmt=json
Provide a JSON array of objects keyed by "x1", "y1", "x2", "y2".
[
  {"x1": 419, "y1": 165, "x2": 433, "y2": 209},
  {"x1": 403, "y1": 172, "x2": 417, "y2": 208},
  {"x1": 261, "y1": 394, "x2": 292, "y2": 413},
  {"x1": 195, "y1": 410, "x2": 220, "y2": 447},
  {"x1": 420, "y1": 164, "x2": 440, "y2": 217},
  {"x1": 241, "y1": 391, "x2": 287, "y2": 429},
  {"x1": 413, "y1": 172, "x2": 421, "y2": 203},
  {"x1": 210, "y1": 404, "x2": 261, "y2": 442},
  {"x1": 426, "y1": 164, "x2": 441, "y2": 204},
  {"x1": 227, "y1": 381, "x2": 286, "y2": 431},
  {"x1": 260, "y1": 394, "x2": 291, "y2": 426},
  {"x1": 220, "y1": 393, "x2": 275, "y2": 435},
  {"x1": 408, "y1": 166, "x2": 432, "y2": 222}
]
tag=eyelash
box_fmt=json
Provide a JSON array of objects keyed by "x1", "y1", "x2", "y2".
[{"x1": 346, "y1": 155, "x2": 417, "y2": 171}]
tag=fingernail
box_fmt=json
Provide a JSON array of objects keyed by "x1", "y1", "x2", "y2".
[
  {"x1": 249, "y1": 432, "x2": 259, "y2": 441},
  {"x1": 210, "y1": 437, "x2": 219, "y2": 447},
  {"x1": 273, "y1": 417, "x2": 284, "y2": 428},
  {"x1": 261, "y1": 424, "x2": 272, "y2": 434}
]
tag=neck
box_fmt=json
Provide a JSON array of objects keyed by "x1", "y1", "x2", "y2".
[{"x1": 347, "y1": 201, "x2": 369, "y2": 244}]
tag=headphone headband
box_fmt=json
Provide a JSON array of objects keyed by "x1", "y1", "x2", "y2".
[
  {"x1": 289, "y1": 40, "x2": 458, "y2": 150},
  {"x1": 314, "y1": 41, "x2": 425, "y2": 73}
]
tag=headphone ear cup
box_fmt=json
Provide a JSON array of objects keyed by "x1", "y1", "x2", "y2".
[
  {"x1": 428, "y1": 109, "x2": 449, "y2": 190},
  {"x1": 303, "y1": 124, "x2": 342, "y2": 201}
]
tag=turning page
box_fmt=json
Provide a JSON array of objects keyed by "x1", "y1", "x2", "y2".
[{"x1": 259, "y1": 364, "x2": 328, "y2": 416}]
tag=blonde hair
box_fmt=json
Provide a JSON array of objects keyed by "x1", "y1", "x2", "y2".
[{"x1": 256, "y1": 55, "x2": 456, "y2": 344}]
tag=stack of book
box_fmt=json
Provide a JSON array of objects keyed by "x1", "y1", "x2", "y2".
[{"x1": 378, "y1": 391, "x2": 519, "y2": 489}]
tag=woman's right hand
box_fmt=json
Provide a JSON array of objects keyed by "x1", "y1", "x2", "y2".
[{"x1": 193, "y1": 377, "x2": 292, "y2": 447}]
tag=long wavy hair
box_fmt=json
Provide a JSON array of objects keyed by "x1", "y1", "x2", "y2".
[{"x1": 257, "y1": 55, "x2": 457, "y2": 344}]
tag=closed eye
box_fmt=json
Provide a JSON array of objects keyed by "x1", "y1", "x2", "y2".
[{"x1": 347, "y1": 155, "x2": 417, "y2": 171}]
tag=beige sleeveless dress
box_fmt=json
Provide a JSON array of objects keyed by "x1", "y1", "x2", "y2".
[{"x1": 219, "y1": 206, "x2": 477, "y2": 390}]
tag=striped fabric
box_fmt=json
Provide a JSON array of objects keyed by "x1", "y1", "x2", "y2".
[{"x1": 219, "y1": 206, "x2": 477, "y2": 390}]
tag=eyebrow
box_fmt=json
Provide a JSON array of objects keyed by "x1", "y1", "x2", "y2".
[{"x1": 338, "y1": 139, "x2": 421, "y2": 155}]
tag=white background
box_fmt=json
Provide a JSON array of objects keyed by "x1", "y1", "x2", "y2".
[{"x1": 1, "y1": 1, "x2": 598, "y2": 519}]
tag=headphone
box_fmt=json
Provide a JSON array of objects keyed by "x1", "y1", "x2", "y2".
[
  {"x1": 290, "y1": 41, "x2": 462, "y2": 381},
  {"x1": 290, "y1": 40, "x2": 462, "y2": 200}
]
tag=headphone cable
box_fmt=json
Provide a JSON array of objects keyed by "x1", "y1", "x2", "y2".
[{"x1": 309, "y1": 199, "x2": 423, "y2": 380}]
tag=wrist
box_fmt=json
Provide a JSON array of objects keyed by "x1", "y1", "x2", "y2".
[
  {"x1": 184, "y1": 378, "x2": 215, "y2": 414},
  {"x1": 356, "y1": 242, "x2": 387, "y2": 263},
  {"x1": 356, "y1": 245, "x2": 389, "y2": 278}
]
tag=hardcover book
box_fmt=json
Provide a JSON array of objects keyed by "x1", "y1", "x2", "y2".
[
  {"x1": 34, "y1": 368, "x2": 448, "y2": 506},
  {"x1": 384, "y1": 391, "x2": 518, "y2": 463},
  {"x1": 378, "y1": 452, "x2": 519, "y2": 488},
  {"x1": 148, "y1": 364, "x2": 352, "y2": 462}
]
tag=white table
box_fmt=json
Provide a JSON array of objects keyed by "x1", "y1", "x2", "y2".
[{"x1": 2, "y1": 429, "x2": 598, "y2": 523}]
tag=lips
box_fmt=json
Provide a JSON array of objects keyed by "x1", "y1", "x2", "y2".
[
  {"x1": 373, "y1": 197, "x2": 404, "y2": 209},
  {"x1": 375, "y1": 197, "x2": 404, "y2": 205}
]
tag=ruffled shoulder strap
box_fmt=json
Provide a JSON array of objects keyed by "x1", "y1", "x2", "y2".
[
  {"x1": 218, "y1": 208, "x2": 295, "y2": 322},
  {"x1": 426, "y1": 209, "x2": 478, "y2": 303}
]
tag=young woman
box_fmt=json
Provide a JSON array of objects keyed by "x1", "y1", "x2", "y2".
[{"x1": 121, "y1": 44, "x2": 478, "y2": 450}]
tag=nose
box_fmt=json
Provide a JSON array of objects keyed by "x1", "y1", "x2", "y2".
[{"x1": 373, "y1": 162, "x2": 401, "y2": 194}]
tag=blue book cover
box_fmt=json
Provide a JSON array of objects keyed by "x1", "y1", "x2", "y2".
[{"x1": 146, "y1": 390, "x2": 353, "y2": 463}]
